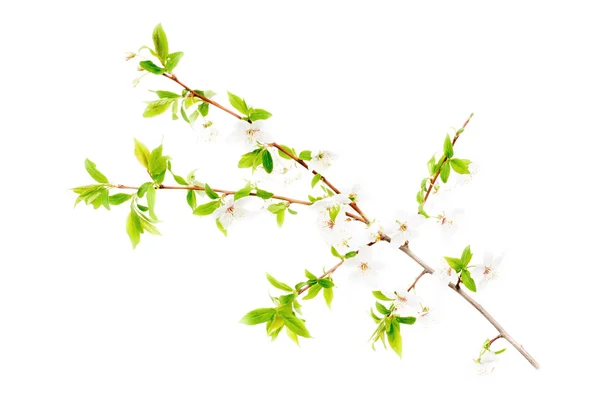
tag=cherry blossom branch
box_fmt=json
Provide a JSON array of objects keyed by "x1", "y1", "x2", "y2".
[
  {"x1": 422, "y1": 114, "x2": 474, "y2": 205},
  {"x1": 297, "y1": 260, "x2": 345, "y2": 295},
  {"x1": 398, "y1": 244, "x2": 540, "y2": 369},
  {"x1": 489, "y1": 334, "x2": 503, "y2": 346},
  {"x1": 407, "y1": 270, "x2": 427, "y2": 292},
  {"x1": 114, "y1": 184, "x2": 312, "y2": 206}
]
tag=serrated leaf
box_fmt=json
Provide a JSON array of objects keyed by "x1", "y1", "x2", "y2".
[
  {"x1": 282, "y1": 315, "x2": 311, "y2": 338},
  {"x1": 311, "y1": 174, "x2": 322, "y2": 188},
  {"x1": 262, "y1": 150, "x2": 273, "y2": 174},
  {"x1": 193, "y1": 201, "x2": 220, "y2": 216},
  {"x1": 186, "y1": 190, "x2": 196, "y2": 210},
  {"x1": 109, "y1": 193, "x2": 133, "y2": 205},
  {"x1": 139, "y1": 60, "x2": 166, "y2": 75},
  {"x1": 461, "y1": 270, "x2": 477, "y2": 292},
  {"x1": 143, "y1": 99, "x2": 173, "y2": 118},
  {"x1": 444, "y1": 256, "x2": 464, "y2": 272},
  {"x1": 299, "y1": 150, "x2": 312, "y2": 161},
  {"x1": 461, "y1": 245, "x2": 473, "y2": 266},
  {"x1": 84, "y1": 159, "x2": 109, "y2": 184},
  {"x1": 227, "y1": 92, "x2": 249, "y2": 115},
  {"x1": 126, "y1": 211, "x2": 141, "y2": 249},
  {"x1": 372, "y1": 291, "x2": 395, "y2": 301},
  {"x1": 152, "y1": 23, "x2": 169, "y2": 62},
  {"x1": 240, "y1": 308, "x2": 276, "y2": 325},
  {"x1": 248, "y1": 108, "x2": 272, "y2": 121},
  {"x1": 323, "y1": 287, "x2": 333, "y2": 309},
  {"x1": 266, "y1": 273, "x2": 293, "y2": 292},
  {"x1": 375, "y1": 302, "x2": 390, "y2": 315},
  {"x1": 165, "y1": 51, "x2": 184, "y2": 72},
  {"x1": 450, "y1": 158, "x2": 471, "y2": 174},
  {"x1": 440, "y1": 161, "x2": 450, "y2": 183},
  {"x1": 303, "y1": 283, "x2": 322, "y2": 300},
  {"x1": 443, "y1": 134, "x2": 454, "y2": 158}
]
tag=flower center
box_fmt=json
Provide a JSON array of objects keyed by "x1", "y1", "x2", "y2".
[
  {"x1": 359, "y1": 262, "x2": 370, "y2": 272},
  {"x1": 245, "y1": 128, "x2": 260, "y2": 139},
  {"x1": 398, "y1": 221, "x2": 408, "y2": 232}
]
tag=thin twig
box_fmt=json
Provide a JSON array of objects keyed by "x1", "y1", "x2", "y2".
[{"x1": 297, "y1": 260, "x2": 344, "y2": 295}]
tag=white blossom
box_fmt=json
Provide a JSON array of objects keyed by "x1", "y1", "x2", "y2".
[
  {"x1": 214, "y1": 197, "x2": 253, "y2": 229},
  {"x1": 196, "y1": 120, "x2": 220, "y2": 143},
  {"x1": 334, "y1": 185, "x2": 362, "y2": 205},
  {"x1": 385, "y1": 212, "x2": 426, "y2": 247},
  {"x1": 391, "y1": 290, "x2": 420, "y2": 316},
  {"x1": 230, "y1": 120, "x2": 271, "y2": 150},
  {"x1": 473, "y1": 350, "x2": 499, "y2": 375},
  {"x1": 471, "y1": 252, "x2": 503, "y2": 290},
  {"x1": 308, "y1": 150, "x2": 335, "y2": 172},
  {"x1": 434, "y1": 259, "x2": 459, "y2": 287},
  {"x1": 345, "y1": 244, "x2": 386, "y2": 288},
  {"x1": 434, "y1": 208, "x2": 463, "y2": 237}
]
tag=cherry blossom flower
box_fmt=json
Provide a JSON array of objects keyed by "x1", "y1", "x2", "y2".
[
  {"x1": 230, "y1": 120, "x2": 271, "y2": 150},
  {"x1": 385, "y1": 212, "x2": 426, "y2": 247},
  {"x1": 434, "y1": 208, "x2": 463, "y2": 237},
  {"x1": 214, "y1": 197, "x2": 253, "y2": 229},
  {"x1": 345, "y1": 244, "x2": 386, "y2": 288},
  {"x1": 334, "y1": 185, "x2": 362, "y2": 205},
  {"x1": 434, "y1": 258, "x2": 459, "y2": 287},
  {"x1": 196, "y1": 120, "x2": 220, "y2": 143},
  {"x1": 308, "y1": 150, "x2": 335, "y2": 172},
  {"x1": 391, "y1": 290, "x2": 420, "y2": 316},
  {"x1": 471, "y1": 252, "x2": 503, "y2": 290},
  {"x1": 473, "y1": 350, "x2": 499, "y2": 375}
]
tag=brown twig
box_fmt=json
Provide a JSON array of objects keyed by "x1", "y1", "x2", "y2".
[
  {"x1": 297, "y1": 260, "x2": 345, "y2": 295},
  {"x1": 407, "y1": 270, "x2": 427, "y2": 292},
  {"x1": 489, "y1": 334, "x2": 504, "y2": 346}
]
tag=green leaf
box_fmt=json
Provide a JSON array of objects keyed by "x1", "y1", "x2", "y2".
[
  {"x1": 276, "y1": 210, "x2": 285, "y2": 227},
  {"x1": 311, "y1": 174, "x2": 322, "y2": 188},
  {"x1": 440, "y1": 161, "x2": 450, "y2": 183},
  {"x1": 84, "y1": 159, "x2": 108, "y2": 184},
  {"x1": 370, "y1": 308, "x2": 381, "y2": 323},
  {"x1": 303, "y1": 283, "x2": 322, "y2": 300},
  {"x1": 444, "y1": 256, "x2": 464, "y2": 272},
  {"x1": 146, "y1": 185, "x2": 158, "y2": 221},
  {"x1": 416, "y1": 190, "x2": 424, "y2": 204},
  {"x1": 266, "y1": 273, "x2": 293, "y2": 292},
  {"x1": 279, "y1": 293, "x2": 296, "y2": 305},
  {"x1": 396, "y1": 316, "x2": 417, "y2": 325},
  {"x1": 165, "y1": 51, "x2": 184, "y2": 72},
  {"x1": 262, "y1": 150, "x2": 273, "y2": 174},
  {"x1": 323, "y1": 287, "x2": 333, "y2": 309},
  {"x1": 234, "y1": 186, "x2": 252, "y2": 200},
  {"x1": 240, "y1": 308, "x2": 276, "y2": 325},
  {"x1": 256, "y1": 189, "x2": 273, "y2": 200},
  {"x1": 267, "y1": 203, "x2": 287, "y2": 214},
  {"x1": 186, "y1": 190, "x2": 196, "y2": 210},
  {"x1": 443, "y1": 134, "x2": 454, "y2": 158},
  {"x1": 282, "y1": 315, "x2": 311, "y2": 338},
  {"x1": 203, "y1": 183, "x2": 219, "y2": 200},
  {"x1": 286, "y1": 326, "x2": 300, "y2": 346},
  {"x1": 139, "y1": 60, "x2": 166, "y2": 75},
  {"x1": 215, "y1": 217, "x2": 228, "y2": 237},
  {"x1": 167, "y1": 162, "x2": 188, "y2": 185},
  {"x1": 137, "y1": 204, "x2": 148, "y2": 212},
  {"x1": 109, "y1": 193, "x2": 133, "y2": 205},
  {"x1": 375, "y1": 302, "x2": 390, "y2": 315},
  {"x1": 418, "y1": 204, "x2": 430, "y2": 218},
  {"x1": 277, "y1": 144, "x2": 295, "y2": 160},
  {"x1": 126, "y1": 211, "x2": 141, "y2": 249},
  {"x1": 299, "y1": 150, "x2": 312, "y2": 161},
  {"x1": 344, "y1": 251, "x2": 357, "y2": 259},
  {"x1": 427, "y1": 155, "x2": 436, "y2": 175},
  {"x1": 372, "y1": 291, "x2": 394, "y2": 301},
  {"x1": 387, "y1": 319, "x2": 403, "y2": 358},
  {"x1": 450, "y1": 158, "x2": 471, "y2": 174},
  {"x1": 305, "y1": 270, "x2": 317, "y2": 280},
  {"x1": 152, "y1": 23, "x2": 169, "y2": 62},
  {"x1": 139, "y1": 218, "x2": 161, "y2": 236},
  {"x1": 317, "y1": 278, "x2": 334, "y2": 288},
  {"x1": 494, "y1": 348, "x2": 507, "y2": 355},
  {"x1": 171, "y1": 99, "x2": 179, "y2": 120},
  {"x1": 461, "y1": 245, "x2": 473, "y2": 266},
  {"x1": 149, "y1": 145, "x2": 168, "y2": 179},
  {"x1": 198, "y1": 102, "x2": 209, "y2": 117},
  {"x1": 421, "y1": 178, "x2": 428, "y2": 192},
  {"x1": 153, "y1": 90, "x2": 180, "y2": 99},
  {"x1": 143, "y1": 99, "x2": 173, "y2": 118},
  {"x1": 248, "y1": 108, "x2": 272, "y2": 121},
  {"x1": 238, "y1": 149, "x2": 262, "y2": 168},
  {"x1": 100, "y1": 188, "x2": 110, "y2": 210},
  {"x1": 267, "y1": 314, "x2": 284, "y2": 335},
  {"x1": 227, "y1": 92, "x2": 249, "y2": 115},
  {"x1": 461, "y1": 270, "x2": 477, "y2": 292},
  {"x1": 134, "y1": 139, "x2": 151, "y2": 170},
  {"x1": 330, "y1": 246, "x2": 343, "y2": 260},
  {"x1": 193, "y1": 201, "x2": 220, "y2": 216}
]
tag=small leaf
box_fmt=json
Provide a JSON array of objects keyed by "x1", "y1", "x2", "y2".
[
  {"x1": 204, "y1": 183, "x2": 219, "y2": 200},
  {"x1": 396, "y1": 316, "x2": 417, "y2": 325},
  {"x1": 126, "y1": 211, "x2": 141, "y2": 249},
  {"x1": 234, "y1": 186, "x2": 252, "y2": 200},
  {"x1": 303, "y1": 283, "x2": 322, "y2": 300},
  {"x1": 450, "y1": 158, "x2": 471, "y2": 174},
  {"x1": 146, "y1": 185, "x2": 158, "y2": 221},
  {"x1": 372, "y1": 291, "x2": 395, "y2": 301},
  {"x1": 387, "y1": 319, "x2": 403, "y2": 358},
  {"x1": 495, "y1": 348, "x2": 507, "y2": 355},
  {"x1": 267, "y1": 203, "x2": 287, "y2": 214},
  {"x1": 323, "y1": 287, "x2": 334, "y2": 309},
  {"x1": 267, "y1": 314, "x2": 284, "y2": 335},
  {"x1": 286, "y1": 326, "x2": 300, "y2": 345},
  {"x1": 443, "y1": 134, "x2": 454, "y2": 158},
  {"x1": 440, "y1": 161, "x2": 450, "y2": 183},
  {"x1": 139, "y1": 60, "x2": 166, "y2": 75},
  {"x1": 317, "y1": 278, "x2": 334, "y2": 288},
  {"x1": 461, "y1": 245, "x2": 473, "y2": 266},
  {"x1": 304, "y1": 269, "x2": 317, "y2": 280},
  {"x1": 238, "y1": 149, "x2": 262, "y2": 169},
  {"x1": 143, "y1": 99, "x2": 173, "y2": 118},
  {"x1": 370, "y1": 308, "x2": 381, "y2": 323},
  {"x1": 299, "y1": 150, "x2": 312, "y2": 161},
  {"x1": 416, "y1": 190, "x2": 424, "y2": 204},
  {"x1": 418, "y1": 204, "x2": 430, "y2": 218},
  {"x1": 193, "y1": 201, "x2": 220, "y2": 216},
  {"x1": 152, "y1": 23, "x2": 169, "y2": 62},
  {"x1": 153, "y1": 90, "x2": 180, "y2": 99},
  {"x1": 277, "y1": 144, "x2": 295, "y2": 160},
  {"x1": 262, "y1": 150, "x2": 273, "y2": 174},
  {"x1": 282, "y1": 315, "x2": 311, "y2": 338},
  {"x1": 256, "y1": 189, "x2": 273, "y2": 200},
  {"x1": 421, "y1": 178, "x2": 428, "y2": 192},
  {"x1": 266, "y1": 273, "x2": 293, "y2": 292},
  {"x1": 215, "y1": 217, "x2": 228, "y2": 237},
  {"x1": 344, "y1": 251, "x2": 357, "y2": 259},
  {"x1": 240, "y1": 308, "x2": 276, "y2": 325},
  {"x1": 248, "y1": 108, "x2": 272, "y2": 121},
  {"x1": 167, "y1": 161, "x2": 188, "y2": 185},
  {"x1": 84, "y1": 159, "x2": 108, "y2": 184},
  {"x1": 444, "y1": 256, "x2": 464, "y2": 272},
  {"x1": 165, "y1": 51, "x2": 184, "y2": 72},
  {"x1": 311, "y1": 174, "x2": 322, "y2": 188},
  {"x1": 227, "y1": 92, "x2": 249, "y2": 115},
  {"x1": 186, "y1": 190, "x2": 196, "y2": 210},
  {"x1": 375, "y1": 302, "x2": 390, "y2": 315},
  {"x1": 171, "y1": 99, "x2": 179, "y2": 120},
  {"x1": 198, "y1": 102, "x2": 209, "y2": 117},
  {"x1": 330, "y1": 246, "x2": 343, "y2": 260},
  {"x1": 276, "y1": 210, "x2": 285, "y2": 227},
  {"x1": 109, "y1": 193, "x2": 133, "y2": 205},
  {"x1": 134, "y1": 139, "x2": 151, "y2": 169},
  {"x1": 149, "y1": 145, "x2": 168, "y2": 179},
  {"x1": 427, "y1": 155, "x2": 436, "y2": 175},
  {"x1": 461, "y1": 270, "x2": 477, "y2": 292}
]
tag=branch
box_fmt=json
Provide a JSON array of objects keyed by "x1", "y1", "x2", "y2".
[
  {"x1": 297, "y1": 260, "x2": 344, "y2": 295},
  {"x1": 422, "y1": 113, "x2": 474, "y2": 206},
  {"x1": 398, "y1": 244, "x2": 540, "y2": 369}
]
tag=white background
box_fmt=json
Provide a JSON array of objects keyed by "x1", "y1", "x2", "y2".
[{"x1": 1, "y1": 0, "x2": 599, "y2": 399}]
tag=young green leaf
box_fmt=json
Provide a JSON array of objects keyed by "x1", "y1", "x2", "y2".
[
  {"x1": 311, "y1": 174, "x2": 322, "y2": 188},
  {"x1": 149, "y1": 145, "x2": 168, "y2": 179},
  {"x1": 153, "y1": 90, "x2": 180, "y2": 99},
  {"x1": 286, "y1": 326, "x2": 300, "y2": 346},
  {"x1": 495, "y1": 348, "x2": 507, "y2": 355},
  {"x1": 304, "y1": 269, "x2": 317, "y2": 280},
  {"x1": 418, "y1": 204, "x2": 430, "y2": 218},
  {"x1": 109, "y1": 193, "x2": 133, "y2": 205},
  {"x1": 215, "y1": 217, "x2": 228, "y2": 237},
  {"x1": 152, "y1": 23, "x2": 169, "y2": 62},
  {"x1": 234, "y1": 186, "x2": 252, "y2": 200},
  {"x1": 461, "y1": 245, "x2": 473, "y2": 266},
  {"x1": 372, "y1": 291, "x2": 395, "y2": 301},
  {"x1": 416, "y1": 190, "x2": 424, "y2": 204},
  {"x1": 126, "y1": 211, "x2": 141, "y2": 249},
  {"x1": 146, "y1": 185, "x2": 158, "y2": 221},
  {"x1": 461, "y1": 270, "x2": 477, "y2": 292},
  {"x1": 167, "y1": 162, "x2": 188, "y2": 185},
  {"x1": 143, "y1": 99, "x2": 173, "y2": 118},
  {"x1": 267, "y1": 203, "x2": 287, "y2": 214},
  {"x1": 370, "y1": 308, "x2": 381, "y2": 323},
  {"x1": 267, "y1": 314, "x2": 284, "y2": 335},
  {"x1": 299, "y1": 150, "x2": 312, "y2": 161},
  {"x1": 323, "y1": 287, "x2": 334, "y2": 309},
  {"x1": 421, "y1": 178, "x2": 428, "y2": 192},
  {"x1": 317, "y1": 278, "x2": 334, "y2": 289},
  {"x1": 84, "y1": 159, "x2": 109, "y2": 184},
  {"x1": 238, "y1": 149, "x2": 261, "y2": 168},
  {"x1": 303, "y1": 283, "x2": 322, "y2": 300},
  {"x1": 139, "y1": 60, "x2": 166, "y2": 75},
  {"x1": 443, "y1": 134, "x2": 454, "y2": 158},
  {"x1": 134, "y1": 139, "x2": 151, "y2": 169},
  {"x1": 276, "y1": 210, "x2": 285, "y2": 227},
  {"x1": 171, "y1": 99, "x2": 179, "y2": 120},
  {"x1": 427, "y1": 155, "x2": 436, "y2": 175},
  {"x1": 330, "y1": 246, "x2": 343, "y2": 260},
  {"x1": 444, "y1": 256, "x2": 464, "y2": 272},
  {"x1": 277, "y1": 144, "x2": 295, "y2": 160},
  {"x1": 186, "y1": 190, "x2": 196, "y2": 210},
  {"x1": 193, "y1": 201, "x2": 220, "y2": 216},
  {"x1": 344, "y1": 251, "x2": 357, "y2": 259},
  {"x1": 440, "y1": 161, "x2": 450, "y2": 183},
  {"x1": 282, "y1": 315, "x2": 311, "y2": 338},
  {"x1": 266, "y1": 273, "x2": 293, "y2": 292},
  {"x1": 248, "y1": 108, "x2": 272, "y2": 121},
  {"x1": 262, "y1": 150, "x2": 274, "y2": 174},
  {"x1": 396, "y1": 316, "x2": 417, "y2": 325},
  {"x1": 204, "y1": 183, "x2": 219, "y2": 199},
  {"x1": 450, "y1": 158, "x2": 471, "y2": 174},
  {"x1": 165, "y1": 51, "x2": 184, "y2": 72},
  {"x1": 227, "y1": 92, "x2": 249, "y2": 115},
  {"x1": 375, "y1": 302, "x2": 390, "y2": 315},
  {"x1": 198, "y1": 102, "x2": 209, "y2": 117},
  {"x1": 387, "y1": 319, "x2": 403, "y2": 358},
  {"x1": 240, "y1": 308, "x2": 276, "y2": 325},
  {"x1": 255, "y1": 189, "x2": 273, "y2": 200},
  {"x1": 139, "y1": 218, "x2": 161, "y2": 236}
]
